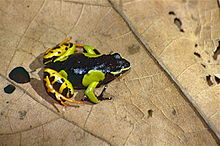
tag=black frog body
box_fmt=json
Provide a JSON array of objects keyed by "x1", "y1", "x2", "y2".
[{"x1": 46, "y1": 53, "x2": 130, "y2": 88}]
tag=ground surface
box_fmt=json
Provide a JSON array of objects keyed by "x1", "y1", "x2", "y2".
[{"x1": 0, "y1": 0, "x2": 219, "y2": 145}]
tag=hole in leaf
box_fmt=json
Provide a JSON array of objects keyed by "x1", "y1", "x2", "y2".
[
  {"x1": 213, "y1": 41, "x2": 220, "y2": 60},
  {"x1": 193, "y1": 52, "x2": 201, "y2": 58},
  {"x1": 148, "y1": 109, "x2": 153, "y2": 118},
  {"x1": 218, "y1": 0, "x2": 220, "y2": 8},
  {"x1": 18, "y1": 110, "x2": 27, "y2": 120},
  {"x1": 195, "y1": 44, "x2": 198, "y2": 47},
  {"x1": 206, "y1": 75, "x2": 213, "y2": 86},
  {"x1": 9, "y1": 67, "x2": 30, "y2": 84},
  {"x1": 174, "y1": 18, "x2": 182, "y2": 26},
  {"x1": 201, "y1": 64, "x2": 206, "y2": 68},
  {"x1": 174, "y1": 18, "x2": 184, "y2": 32},
  {"x1": 168, "y1": 11, "x2": 175, "y2": 15},
  {"x1": 4, "y1": 84, "x2": 16, "y2": 94},
  {"x1": 172, "y1": 109, "x2": 176, "y2": 115}
]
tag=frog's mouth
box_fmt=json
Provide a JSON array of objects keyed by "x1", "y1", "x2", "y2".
[
  {"x1": 110, "y1": 66, "x2": 131, "y2": 75},
  {"x1": 110, "y1": 56, "x2": 131, "y2": 75}
]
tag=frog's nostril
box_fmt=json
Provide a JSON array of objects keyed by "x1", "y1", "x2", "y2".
[{"x1": 125, "y1": 61, "x2": 130, "y2": 68}]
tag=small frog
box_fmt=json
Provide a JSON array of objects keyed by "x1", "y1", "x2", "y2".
[{"x1": 43, "y1": 37, "x2": 130, "y2": 106}]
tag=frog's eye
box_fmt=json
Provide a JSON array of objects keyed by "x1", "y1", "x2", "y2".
[{"x1": 113, "y1": 53, "x2": 121, "y2": 59}]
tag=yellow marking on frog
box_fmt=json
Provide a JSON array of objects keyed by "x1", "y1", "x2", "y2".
[
  {"x1": 83, "y1": 53, "x2": 102, "y2": 58},
  {"x1": 84, "y1": 81, "x2": 99, "y2": 103},
  {"x1": 54, "y1": 45, "x2": 75, "y2": 62},
  {"x1": 67, "y1": 90, "x2": 70, "y2": 98},
  {"x1": 44, "y1": 37, "x2": 74, "y2": 63},
  {"x1": 84, "y1": 46, "x2": 97, "y2": 54},
  {"x1": 44, "y1": 76, "x2": 85, "y2": 105},
  {"x1": 75, "y1": 44, "x2": 102, "y2": 57},
  {"x1": 44, "y1": 76, "x2": 66, "y2": 106},
  {"x1": 44, "y1": 45, "x2": 66, "y2": 59},
  {"x1": 59, "y1": 83, "x2": 69, "y2": 97},
  {"x1": 75, "y1": 43, "x2": 84, "y2": 47},
  {"x1": 82, "y1": 70, "x2": 105, "y2": 87},
  {"x1": 45, "y1": 37, "x2": 72, "y2": 55},
  {"x1": 110, "y1": 66, "x2": 131, "y2": 75},
  {"x1": 82, "y1": 70, "x2": 105, "y2": 103},
  {"x1": 44, "y1": 68, "x2": 74, "y2": 96},
  {"x1": 59, "y1": 70, "x2": 68, "y2": 79}
]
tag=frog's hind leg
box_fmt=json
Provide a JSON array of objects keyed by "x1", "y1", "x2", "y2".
[
  {"x1": 44, "y1": 68, "x2": 85, "y2": 106},
  {"x1": 75, "y1": 44, "x2": 101, "y2": 55},
  {"x1": 45, "y1": 37, "x2": 72, "y2": 55},
  {"x1": 43, "y1": 37, "x2": 75, "y2": 64},
  {"x1": 44, "y1": 76, "x2": 68, "y2": 106}
]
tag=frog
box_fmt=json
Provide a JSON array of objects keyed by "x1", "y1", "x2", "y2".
[{"x1": 43, "y1": 37, "x2": 130, "y2": 106}]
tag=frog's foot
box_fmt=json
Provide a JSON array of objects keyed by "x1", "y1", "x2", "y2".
[
  {"x1": 97, "y1": 96, "x2": 112, "y2": 101},
  {"x1": 97, "y1": 86, "x2": 112, "y2": 101},
  {"x1": 83, "y1": 83, "x2": 112, "y2": 103},
  {"x1": 44, "y1": 69, "x2": 85, "y2": 105}
]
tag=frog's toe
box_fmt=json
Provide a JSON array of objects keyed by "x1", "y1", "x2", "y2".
[
  {"x1": 97, "y1": 97, "x2": 112, "y2": 101},
  {"x1": 58, "y1": 83, "x2": 74, "y2": 98},
  {"x1": 96, "y1": 85, "x2": 112, "y2": 101},
  {"x1": 60, "y1": 96, "x2": 85, "y2": 104}
]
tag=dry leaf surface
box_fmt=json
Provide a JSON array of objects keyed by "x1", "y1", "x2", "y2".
[
  {"x1": 0, "y1": 0, "x2": 219, "y2": 145},
  {"x1": 113, "y1": 0, "x2": 220, "y2": 140}
]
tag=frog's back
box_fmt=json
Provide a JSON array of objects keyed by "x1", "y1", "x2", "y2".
[
  {"x1": 47, "y1": 53, "x2": 130, "y2": 88},
  {"x1": 64, "y1": 54, "x2": 118, "y2": 88}
]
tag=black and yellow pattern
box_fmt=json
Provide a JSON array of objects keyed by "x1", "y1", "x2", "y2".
[
  {"x1": 43, "y1": 37, "x2": 130, "y2": 105},
  {"x1": 43, "y1": 37, "x2": 74, "y2": 65},
  {"x1": 44, "y1": 68, "x2": 85, "y2": 106}
]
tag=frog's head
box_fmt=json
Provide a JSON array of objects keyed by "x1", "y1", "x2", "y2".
[
  {"x1": 43, "y1": 43, "x2": 73, "y2": 65},
  {"x1": 110, "y1": 53, "x2": 131, "y2": 75}
]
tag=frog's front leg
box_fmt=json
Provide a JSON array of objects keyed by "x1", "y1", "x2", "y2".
[
  {"x1": 84, "y1": 82, "x2": 100, "y2": 103},
  {"x1": 82, "y1": 70, "x2": 112, "y2": 103},
  {"x1": 84, "y1": 83, "x2": 112, "y2": 103},
  {"x1": 75, "y1": 44, "x2": 101, "y2": 55},
  {"x1": 44, "y1": 68, "x2": 85, "y2": 106}
]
